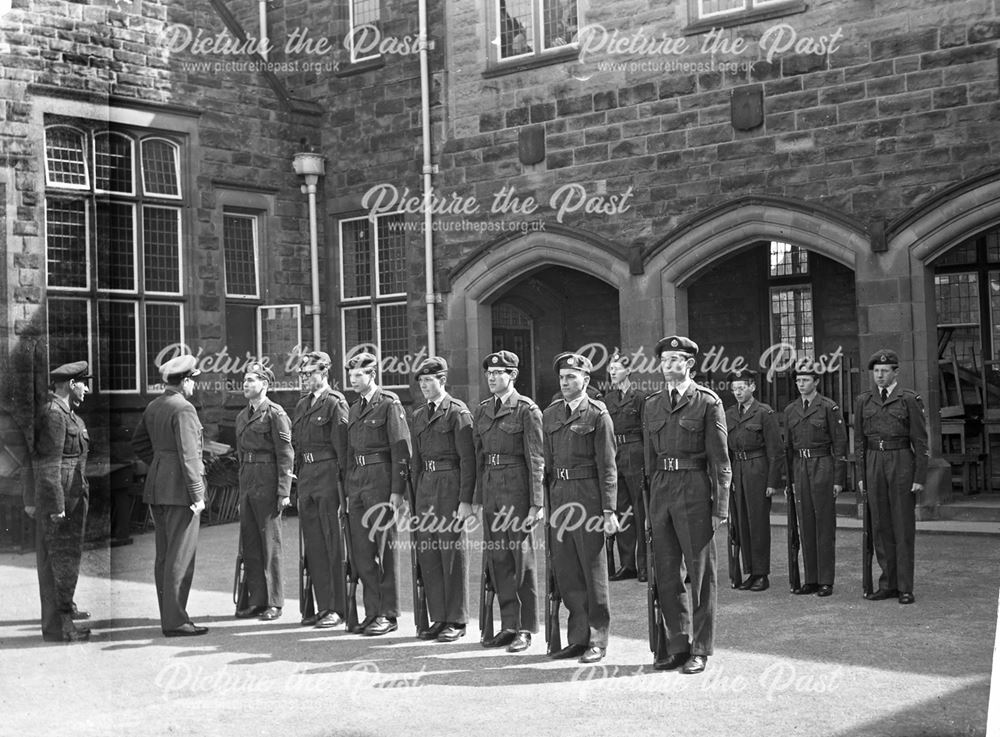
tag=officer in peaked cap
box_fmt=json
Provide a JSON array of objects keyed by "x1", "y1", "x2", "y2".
[
  {"x1": 855, "y1": 348, "x2": 927, "y2": 605},
  {"x1": 25, "y1": 361, "x2": 93, "y2": 642},
  {"x1": 234, "y1": 361, "x2": 295, "y2": 621},
  {"x1": 472, "y1": 349, "x2": 544, "y2": 653},
  {"x1": 133, "y1": 354, "x2": 209, "y2": 636},
  {"x1": 292, "y1": 349, "x2": 349, "y2": 628},
  {"x1": 542, "y1": 351, "x2": 618, "y2": 664}
]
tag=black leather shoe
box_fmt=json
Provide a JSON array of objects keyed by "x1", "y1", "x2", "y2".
[
  {"x1": 507, "y1": 631, "x2": 531, "y2": 652},
  {"x1": 419, "y1": 622, "x2": 447, "y2": 640},
  {"x1": 579, "y1": 646, "x2": 606, "y2": 664},
  {"x1": 437, "y1": 624, "x2": 466, "y2": 642},
  {"x1": 315, "y1": 612, "x2": 343, "y2": 628},
  {"x1": 259, "y1": 607, "x2": 283, "y2": 621},
  {"x1": 793, "y1": 583, "x2": 819, "y2": 595},
  {"x1": 301, "y1": 610, "x2": 324, "y2": 626},
  {"x1": 482, "y1": 629, "x2": 516, "y2": 648},
  {"x1": 164, "y1": 623, "x2": 208, "y2": 638},
  {"x1": 549, "y1": 643, "x2": 588, "y2": 660},
  {"x1": 736, "y1": 576, "x2": 754, "y2": 590},
  {"x1": 898, "y1": 592, "x2": 915, "y2": 605},
  {"x1": 609, "y1": 566, "x2": 638, "y2": 581},
  {"x1": 681, "y1": 654, "x2": 708, "y2": 674},
  {"x1": 654, "y1": 651, "x2": 690, "y2": 671},
  {"x1": 750, "y1": 576, "x2": 770, "y2": 592},
  {"x1": 71, "y1": 603, "x2": 91, "y2": 620},
  {"x1": 637, "y1": 570, "x2": 648, "y2": 583},
  {"x1": 364, "y1": 616, "x2": 398, "y2": 636},
  {"x1": 865, "y1": 588, "x2": 899, "y2": 601},
  {"x1": 236, "y1": 606, "x2": 266, "y2": 619},
  {"x1": 816, "y1": 585, "x2": 833, "y2": 597},
  {"x1": 351, "y1": 615, "x2": 376, "y2": 635},
  {"x1": 45, "y1": 628, "x2": 91, "y2": 643}
]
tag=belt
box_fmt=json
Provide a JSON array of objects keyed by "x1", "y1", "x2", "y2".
[
  {"x1": 241, "y1": 450, "x2": 274, "y2": 463},
  {"x1": 614, "y1": 432, "x2": 643, "y2": 445},
  {"x1": 552, "y1": 466, "x2": 597, "y2": 481},
  {"x1": 485, "y1": 453, "x2": 522, "y2": 467},
  {"x1": 866, "y1": 438, "x2": 910, "y2": 451},
  {"x1": 299, "y1": 449, "x2": 339, "y2": 464},
  {"x1": 422, "y1": 458, "x2": 458, "y2": 472},
  {"x1": 656, "y1": 456, "x2": 706, "y2": 471},
  {"x1": 732, "y1": 449, "x2": 766, "y2": 462},
  {"x1": 355, "y1": 452, "x2": 391, "y2": 466},
  {"x1": 794, "y1": 447, "x2": 831, "y2": 458}
]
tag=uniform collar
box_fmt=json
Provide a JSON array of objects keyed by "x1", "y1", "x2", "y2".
[
  {"x1": 50, "y1": 392, "x2": 71, "y2": 413},
  {"x1": 495, "y1": 386, "x2": 516, "y2": 406},
  {"x1": 361, "y1": 385, "x2": 378, "y2": 403},
  {"x1": 669, "y1": 378, "x2": 693, "y2": 397},
  {"x1": 565, "y1": 393, "x2": 587, "y2": 413},
  {"x1": 881, "y1": 382, "x2": 898, "y2": 397}
]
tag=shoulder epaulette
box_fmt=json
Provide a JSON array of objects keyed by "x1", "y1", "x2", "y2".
[
  {"x1": 380, "y1": 389, "x2": 402, "y2": 403},
  {"x1": 450, "y1": 398, "x2": 471, "y2": 413},
  {"x1": 267, "y1": 399, "x2": 288, "y2": 415},
  {"x1": 589, "y1": 398, "x2": 608, "y2": 412},
  {"x1": 479, "y1": 397, "x2": 492, "y2": 406},
  {"x1": 645, "y1": 390, "x2": 663, "y2": 401},
  {"x1": 758, "y1": 402, "x2": 775, "y2": 414},
  {"x1": 696, "y1": 385, "x2": 722, "y2": 403},
  {"x1": 545, "y1": 398, "x2": 563, "y2": 409}
]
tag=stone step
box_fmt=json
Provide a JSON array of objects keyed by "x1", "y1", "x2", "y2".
[{"x1": 768, "y1": 489, "x2": 1000, "y2": 524}]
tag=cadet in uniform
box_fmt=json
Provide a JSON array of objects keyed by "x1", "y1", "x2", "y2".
[
  {"x1": 603, "y1": 351, "x2": 647, "y2": 582},
  {"x1": 643, "y1": 336, "x2": 731, "y2": 675},
  {"x1": 26, "y1": 361, "x2": 92, "y2": 643},
  {"x1": 855, "y1": 349, "x2": 928, "y2": 605},
  {"x1": 410, "y1": 357, "x2": 475, "y2": 642},
  {"x1": 292, "y1": 351, "x2": 349, "y2": 627},
  {"x1": 470, "y1": 350, "x2": 544, "y2": 653},
  {"x1": 132, "y1": 355, "x2": 208, "y2": 637},
  {"x1": 783, "y1": 365, "x2": 847, "y2": 597},
  {"x1": 235, "y1": 362, "x2": 294, "y2": 621},
  {"x1": 344, "y1": 352, "x2": 411, "y2": 636},
  {"x1": 542, "y1": 352, "x2": 619, "y2": 664},
  {"x1": 726, "y1": 368, "x2": 784, "y2": 592}
]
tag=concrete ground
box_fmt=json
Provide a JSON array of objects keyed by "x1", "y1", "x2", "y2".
[{"x1": 1, "y1": 518, "x2": 995, "y2": 737}]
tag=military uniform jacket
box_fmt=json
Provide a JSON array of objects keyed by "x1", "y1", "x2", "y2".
[
  {"x1": 30, "y1": 394, "x2": 89, "y2": 516},
  {"x1": 236, "y1": 398, "x2": 295, "y2": 497},
  {"x1": 132, "y1": 387, "x2": 205, "y2": 506},
  {"x1": 542, "y1": 397, "x2": 617, "y2": 513},
  {"x1": 783, "y1": 394, "x2": 848, "y2": 487},
  {"x1": 725, "y1": 399, "x2": 785, "y2": 489},
  {"x1": 410, "y1": 394, "x2": 476, "y2": 504},
  {"x1": 292, "y1": 387, "x2": 349, "y2": 482},
  {"x1": 603, "y1": 384, "x2": 646, "y2": 473},
  {"x1": 472, "y1": 391, "x2": 545, "y2": 508},
  {"x1": 854, "y1": 387, "x2": 929, "y2": 485},
  {"x1": 346, "y1": 387, "x2": 411, "y2": 497},
  {"x1": 642, "y1": 383, "x2": 732, "y2": 512}
]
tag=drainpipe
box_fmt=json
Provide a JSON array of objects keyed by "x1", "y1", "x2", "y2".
[
  {"x1": 258, "y1": 0, "x2": 269, "y2": 60},
  {"x1": 418, "y1": 0, "x2": 436, "y2": 357},
  {"x1": 292, "y1": 152, "x2": 326, "y2": 351}
]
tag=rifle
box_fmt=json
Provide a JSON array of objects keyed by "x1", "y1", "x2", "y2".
[
  {"x1": 785, "y1": 456, "x2": 802, "y2": 593},
  {"x1": 478, "y1": 550, "x2": 495, "y2": 644},
  {"x1": 406, "y1": 475, "x2": 430, "y2": 635},
  {"x1": 605, "y1": 528, "x2": 616, "y2": 577},
  {"x1": 640, "y1": 477, "x2": 667, "y2": 661},
  {"x1": 338, "y1": 480, "x2": 359, "y2": 631},
  {"x1": 727, "y1": 491, "x2": 742, "y2": 589},
  {"x1": 544, "y1": 486, "x2": 562, "y2": 654},
  {"x1": 299, "y1": 517, "x2": 315, "y2": 621},
  {"x1": 233, "y1": 530, "x2": 249, "y2": 612},
  {"x1": 860, "y1": 462, "x2": 874, "y2": 597}
]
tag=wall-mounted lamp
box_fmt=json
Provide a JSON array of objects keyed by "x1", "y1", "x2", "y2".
[{"x1": 293, "y1": 151, "x2": 326, "y2": 351}]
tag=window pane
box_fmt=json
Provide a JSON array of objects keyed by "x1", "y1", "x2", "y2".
[
  {"x1": 47, "y1": 298, "x2": 91, "y2": 371},
  {"x1": 341, "y1": 219, "x2": 373, "y2": 299},
  {"x1": 94, "y1": 132, "x2": 133, "y2": 193},
  {"x1": 143, "y1": 206, "x2": 181, "y2": 293},
  {"x1": 770, "y1": 286, "x2": 813, "y2": 358},
  {"x1": 542, "y1": 0, "x2": 577, "y2": 48},
  {"x1": 342, "y1": 305, "x2": 375, "y2": 386},
  {"x1": 931, "y1": 240, "x2": 978, "y2": 267},
  {"x1": 46, "y1": 197, "x2": 89, "y2": 289},
  {"x1": 769, "y1": 241, "x2": 809, "y2": 277},
  {"x1": 377, "y1": 214, "x2": 406, "y2": 295},
  {"x1": 98, "y1": 300, "x2": 138, "y2": 391},
  {"x1": 379, "y1": 302, "x2": 408, "y2": 387},
  {"x1": 499, "y1": 0, "x2": 534, "y2": 59},
  {"x1": 990, "y1": 271, "x2": 1000, "y2": 364},
  {"x1": 141, "y1": 139, "x2": 180, "y2": 197},
  {"x1": 45, "y1": 127, "x2": 88, "y2": 187},
  {"x1": 987, "y1": 229, "x2": 1000, "y2": 263},
  {"x1": 146, "y1": 303, "x2": 183, "y2": 391},
  {"x1": 935, "y1": 273, "x2": 979, "y2": 326},
  {"x1": 699, "y1": 0, "x2": 746, "y2": 17},
  {"x1": 349, "y1": 0, "x2": 381, "y2": 62},
  {"x1": 224, "y1": 214, "x2": 259, "y2": 297},
  {"x1": 258, "y1": 305, "x2": 301, "y2": 391},
  {"x1": 96, "y1": 201, "x2": 136, "y2": 291}
]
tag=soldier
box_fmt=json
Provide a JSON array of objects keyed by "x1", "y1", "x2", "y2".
[
  {"x1": 292, "y1": 351, "x2": 349, "y2": 628},
  {"x1": 468, "y1": 350, "x2": 544, "y2": 653},
  {"x1": 643, "y1": 336, "x2": 731, "y2": 675},
  {"x1": 410, "y1": 357, "x2": 475, "y2": 642},
  {"x1": 855, "y1": 349, "x2": 928, "y2": 605},
  {"x1": 235, "y1": 362, "x2": 294, "y2": 621},
  {"x1": 603, "y1": 351, "x2": 647, "y2": 582},
  {"x1": 542, "y1": 352, "x2": 619, "y2": 664},
  {"x1": 132, "y1": 355, "x2": 208, "y2": 637},
  {"x1": 783, "y1": 365, "x2": 847, "y2": 598},
  {"x1": 25, "y1": 361, "x2": 93, "y2": 643},
  {"x1": 726, "y1": 368, "x2": 784, "y2": 592},
  {"x1": 344, "y1": 352, "x2": 411, "y2": 636}
]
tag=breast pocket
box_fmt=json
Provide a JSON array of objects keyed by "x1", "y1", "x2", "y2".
[
  {"x1": 678, "y1": 416, "x2": 705, "y2": 452},
  {"x1": 809, "y1": 418, "x2": 829, "y2": 443}
]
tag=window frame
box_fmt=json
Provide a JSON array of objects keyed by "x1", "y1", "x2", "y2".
[
  {"x1": 223, "y1": 211, "x2": 262, "y2": 300},
  {"x1": 766, "y1": 242, "x2": 814, "y2": 359},
  {"x1": 347, "y1": 0, "x2": 382, "y2": 65},
  {"x1": 485, "y1": 0, "x2": 583, "y2": 75},
  {"x1": 684, "y1": 0, "x2": 806, "y2": 35}
]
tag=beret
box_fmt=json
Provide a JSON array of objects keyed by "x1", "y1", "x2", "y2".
[
  {"x1": 553, "y1": 352, "x2": 593, "y2": 373},
  {"x1": 50, "y1": 361, "x2": 91, "y2": 382},
  {"x1": 868, "y1": 349, "x2": 899, "y2": 369},
  {"x1": 160, "y1": 355, "x2": 201, "y2": 381},
  {"x1": 482, "y1": 350, "x2": 519, "y2": 370},
  {"x1": 415, "y1": 356, "x2": 448, "y2": 378},
  {"x1": 345, "y1": 352, "x2": 379, "y2": 371},
  {"x1": 654, "y1": 335, "x2": 698, "y2": 357},
  {"x1": 792, "y1": 363, "x2": 823, "y2": 378},
  {"x1": 727, "y1": 368, "x2": 758, "y2": 385},
  {"x1": 608, "y1": 350, "x2": 630, "y2": 368},
  {"x1": 244, "y1": 361, "x2": 275, "y2": 384},
  {"x1": 299, "y1": 350, "x2": 332, "y2": 373}
]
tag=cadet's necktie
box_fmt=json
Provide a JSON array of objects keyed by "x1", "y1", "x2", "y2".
[
  {"x1": 428, "y1": 402, "x2": 436, "y2": 416},
  {"x1": 670, "y1": 389, "x2": 680, "y2": 409},
  {"x1": 739, "y1": 404, "x2": 745, "y2": 418},
  {"x1": 494, "y1": 397, "x2": 501, "y2": 414},
  {"x1": 880, "y1": 388, "x2": 888, "y2": 403},
  {"x1": 803, "y1": 398, "x2": 810, "y2": 411},
  {"x1": 360, "y1": 397, "x2": 368, "y2": 412},
  {"x1": 565, "y1": 402, "x2": 572, "y2": 420}
]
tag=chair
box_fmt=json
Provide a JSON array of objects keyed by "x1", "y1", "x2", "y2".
[{"x1": 939, "y1": 350, "x2": 967, "y2": 454}]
